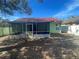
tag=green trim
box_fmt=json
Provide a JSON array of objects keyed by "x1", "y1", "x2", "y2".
[{"x1": 50, "y1": 22, "x2": 60, "y2": 33}]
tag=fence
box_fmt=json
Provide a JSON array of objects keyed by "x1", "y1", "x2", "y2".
[{"x1": 0, "y1": 22, "x2": 26, "y2": 37}]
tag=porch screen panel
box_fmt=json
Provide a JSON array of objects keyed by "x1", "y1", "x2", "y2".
[
  {"x1": 37, "y1": 23, "x2": 49, "y2": 34},
  {"x1": 27, "y1": 25, "x2": 32, "y2": 31}
]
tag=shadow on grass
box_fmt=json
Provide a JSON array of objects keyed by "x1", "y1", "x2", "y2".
[
  {"x1": 0, "y1": 34, "x2": 79, "y2": 59},
  {"x1": 10, "y1": 36, "x2": 78, "y2": 59}
]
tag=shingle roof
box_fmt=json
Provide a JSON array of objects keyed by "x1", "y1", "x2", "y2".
[
  {"x1": 62, "y1": 16, "x2": 79, "y2": 24},
  {"x1": 15, "y1": 18, "x2": 61, "y2": 23}
]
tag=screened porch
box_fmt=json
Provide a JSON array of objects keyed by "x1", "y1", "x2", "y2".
[{"x1": 25, "y1": 22, "x2": 50, "y2": 35}]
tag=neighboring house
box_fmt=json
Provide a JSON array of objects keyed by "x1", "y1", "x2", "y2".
[
  {"x1": 0, "y1": 20, "x2": 10, "y2": 36},
  {"x1": 0, "y1": 18, "x2": 61, "y2": 38},
  {"x1": 61, "y1": 16, "x2": 79, "y2": 36},
  {"x1": 61, "y1": 24, "x2": 79, "y2": 35},
  {"x1": 67, "y1": 24, "x2": 79, "y2": 36}
]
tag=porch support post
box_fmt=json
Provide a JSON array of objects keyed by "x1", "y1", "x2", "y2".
[
  {"x1": 36, "y1": 23, "x2": 37, "y2": 37},
  {"x1": 25, "y1": 24, "x2": 27, "y2": 39},
  {"x1": 49, "y1": 23, "x2": 51, "y2": 38},
  {"x1": 8, "y1": 23, "x2": 10, "y2": 39},
  {"x1": 32, "y1": 24, "x2": 33, "y2": 37},
  {"x1": 32, "y1": 24, "x2": 34, "y2": 37}
]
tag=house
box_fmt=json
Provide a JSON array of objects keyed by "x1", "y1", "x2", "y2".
[
  {"x1": 0, "y1": 18, "x2": 61, "y2": 38},
  {"x1": 0, "y1": 20, "x2": 10, "y2": 36},
  {"x1": 61, "y1": 16, "x2": 79, "y2": 36},
  {"x1": 14, "y1": 18, "x2": 61, "y2": 38}
]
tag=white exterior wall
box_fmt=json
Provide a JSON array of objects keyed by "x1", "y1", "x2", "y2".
[
  {"x1": 67, "y1": 25, "x2": 76, "y2": 34},
  {"x1": 61, "y1": 24, "x2": 79, "y2": 36},
  {"x1": 67, "y1": 24, "x2": 79, "y2": 36},
  {"x1": 76, "y1": 25, "x2": 79, "y2": 35}
]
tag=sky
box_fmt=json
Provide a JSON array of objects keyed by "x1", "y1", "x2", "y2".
[{"x1": 0, "y1": 0, "x2": 79, "y2": 20}]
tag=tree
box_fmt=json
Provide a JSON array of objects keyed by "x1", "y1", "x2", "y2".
[
  {"x1": 0, "y1": 0, "x2": 43, "y2": 16},
  {"x1": 0, "y1": 0, "x2": 32, "y2": 15}
]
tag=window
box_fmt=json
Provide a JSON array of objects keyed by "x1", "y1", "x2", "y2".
[
  {"x1": 76, "y1": 29, "x2": 79, "y2": 33},
  {"x1": 56, "y1": 27, "x2": 59, "y2": 30}
]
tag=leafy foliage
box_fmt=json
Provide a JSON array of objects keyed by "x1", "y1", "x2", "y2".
[
  {"x1": 0, "y1": 0, "x2": 33, "y2": 15},
  {"x1": 0, "y1": 0, "x2": 44, "y2": 15}
]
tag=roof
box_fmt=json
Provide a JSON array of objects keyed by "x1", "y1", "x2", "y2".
[
  {"x1": 62, "y1": 16, "x2": 79, "y2": 24},
  {"x1": 15, "y1": 18, "x2": 61, "y2": 23}
]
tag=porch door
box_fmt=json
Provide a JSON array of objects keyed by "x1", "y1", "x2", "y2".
[{"x1": 26, "y1": 24, "x2": 33, "y2": 36}]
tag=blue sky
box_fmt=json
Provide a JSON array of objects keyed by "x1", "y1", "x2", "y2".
[{"x1": 0, "y1": 0, "x2": 79, "y2": 20}]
